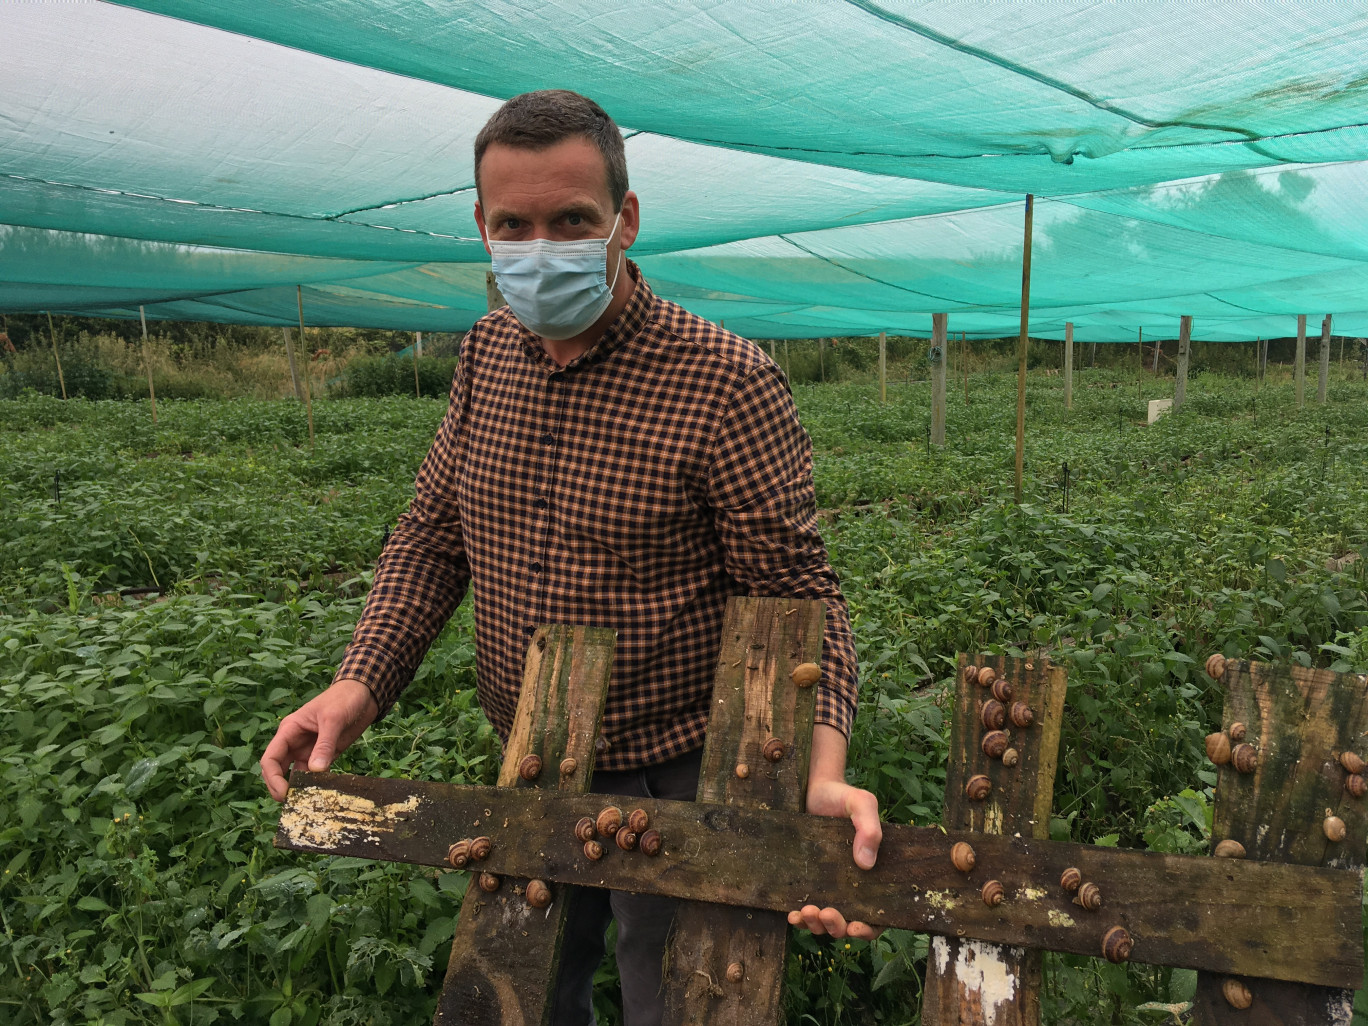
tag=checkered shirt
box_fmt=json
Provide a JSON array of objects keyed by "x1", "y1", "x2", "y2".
[{"x1": 335, "y1": 262, "x2": 858, "y2": 771}]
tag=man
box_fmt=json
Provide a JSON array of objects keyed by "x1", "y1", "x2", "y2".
[{"x1": 260, "y1": 89, "x2": 881, "y2": 1025}]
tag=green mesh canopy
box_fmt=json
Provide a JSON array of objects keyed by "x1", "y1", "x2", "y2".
[{"x1": 3, "y1": 2, "x2": 1367, "y2": 341}]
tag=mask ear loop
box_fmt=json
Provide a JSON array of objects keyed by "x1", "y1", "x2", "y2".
[{"x1": 605, "y1": 212, "x2": 624, "y2": 293}]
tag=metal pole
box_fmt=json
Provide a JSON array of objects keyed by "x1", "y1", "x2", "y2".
[
  {"x1": 296, "y1": 286, "x2": 316, "y2": 448},
  {"x1": 1014, "y1": 195, "x2": 1033, "y2": 504},
  {"x1": 139, "y1": 306, "x2": 158, "y2": 424}
]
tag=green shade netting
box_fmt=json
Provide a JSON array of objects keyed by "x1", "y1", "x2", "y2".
[{"x1": 3, "y1": 2, "x2": 1367, "y2": 341}]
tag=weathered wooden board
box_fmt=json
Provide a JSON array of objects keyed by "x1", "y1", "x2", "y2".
[
  {"x1": 924, "y1": 653, "x2": 1067, "y2": 1026},
  {"x1": 1195, "y1": 660, "x2": 1368, "y2": 1026},
  {"x1": 434, "y1": 624, "x2": 615, "y2": 1026},
  {"x1": 662, "y1": 597, "x2": 824, "y2": 1025},
  {"x1": 276, "y1": 771, "x2": 1361, "y2": 989}
]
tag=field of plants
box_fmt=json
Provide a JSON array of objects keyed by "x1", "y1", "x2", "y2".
[{"x1": 2, "y1": 363, "x2": 1367, "y2": 1025}]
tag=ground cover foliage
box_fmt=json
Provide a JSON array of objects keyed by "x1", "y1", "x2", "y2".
[{"x1": 2, "y1": 367, "x2": 1367, "y2": 1025}]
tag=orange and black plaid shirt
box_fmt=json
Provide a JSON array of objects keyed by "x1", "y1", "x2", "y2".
[{"x1": 336, "y1": 263, "x2": 858, "y2": 771}]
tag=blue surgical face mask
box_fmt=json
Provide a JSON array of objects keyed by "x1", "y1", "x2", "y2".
[{"x1": 488, "y1": 213, "x2": 624, "y2": 341}]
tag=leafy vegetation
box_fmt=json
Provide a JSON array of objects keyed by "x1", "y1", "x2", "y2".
[{"x1": 2, "y1": 364, "x2": 1366, "y2": 1024}]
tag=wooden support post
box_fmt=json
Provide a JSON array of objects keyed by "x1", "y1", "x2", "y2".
[
  {"x1": 485, "y1": 270, "x2": 506, "y2": 312},
  {"x1": 1194, "y1": 659, "x2": 1368, "y2": 1024},
  {"x1": 818, "y1": 336, "x2": 825, "y2": 382},
  {"x1": 415, "y1": 331, "x2": 423, "y2": 358},
  {"x1": 282, "y1": 328, "x2": 303, "y2": 400},
  {"x1": 878, "y1": 330, "x2": 887, "y2": 404},
  {"x1": 1014, "y1": 195, "x2": 1033, "y2": 504},
  {"x1": 412, "y1": 334, "x2": 422, "y2": 399},
  {"x1": 138, "y1": 306, "x2": 158, "y2": 424},
  {"x1": 1174, "y1": 316, "x2": 1191, "y2": 410},
  {"x1": 1318, "y1": 314, "x2": 1332, "y2": 403},
  {"x1": 963, "y1": 332, "x2": 970, "y2": 405},
  {"x1": 923, "y1": 654, "x2": 1068, "y2": 1026},
  {"x1": 295, "y1": 286, "x2": 316, "y2": 448},
  {"x1": 45, "y1": 311, "x2": 67, "y2": 400},
  {"x1": 1295, "y1": 314, "x2": 1307, "y2": 408},
  {"x1": 931, "y1": 314, "x2": 947, "y2": 446},
  {"x1": 435, "y1": 625, "x2": 616, "y2": 1026},
  {"x1": 784, "y1": 338, "x2": 791, "y2": 382},
  {"x1": 661, "y1": 597, "x2": 824, "y2": 1024},
  {"x1": 1151, "y1": 334, "x2": 1162, "y2": 374},
  {"x1": 1063, "y1": 322, "x2": 1074, "y2": 410},
  {"x1": 1137, "y1": 327, "x2": 1143, "y2": 399}
]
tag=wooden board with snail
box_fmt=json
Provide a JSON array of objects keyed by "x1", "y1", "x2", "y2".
[
  {"x1": 660, "y1": 596, "x2": 825, "y2": 1025},
  {"x1": 434, "y1": 623, "x2": 616, "y2": 1026},
  {"x1": 1195, "y1": 659, "x2": 1368, "y2": 1026}
]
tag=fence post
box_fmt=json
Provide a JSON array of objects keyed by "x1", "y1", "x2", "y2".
[
  {"x1": 932, "y1": 314, "x2": 948, "y2": 445},
  {"x1": 295, "y1": 286, "x2": 315, "y2": 448},
  {"x1": 1318, "y1": 314, "x2": 1331, "y2": 403},
  {"x1": 1174, "y1": 316, "x2": 1191, "y2": 410},
  {"x1": 878, "y1": 330, "x2": 887, "y2": 404},
  {"x1": 1295, "y1": 314, "x2": 1307, "y2": 408},
  {"x1": 1063, "y1": 322, "x2": 1073, "y2": 410}
]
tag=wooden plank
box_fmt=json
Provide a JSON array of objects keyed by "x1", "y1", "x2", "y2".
[
  {"x1": 434, "y1": 624, "x2": 615, "y2": 1026},
  {"x1": 661, "y1": 596, "x2": 824, "y2": 1025},
  {"x1": 1195, "y1": 659, "x2": 1368, "y2": 1025},
  {"x1": 932, "y1": 314, "x2": 948, "y2": 446},
  {"x1": 1175, "y1": 315, "x2": 1192, "y2": 410},
  {"x1": 923, "y1": 653, "x2": 1067, "y2": 1026},
  {"x1": 276, "y1": 772, "x2": 1361, "y2": 989}
]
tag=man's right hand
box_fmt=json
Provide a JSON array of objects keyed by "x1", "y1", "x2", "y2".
[{"x1": 260, "y1": 678, "x2": 380, "y2": 802}]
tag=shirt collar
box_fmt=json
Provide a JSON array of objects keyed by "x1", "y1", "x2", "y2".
[{"x1": 515, "y1": 259, "x2": 655, "y2": 372}]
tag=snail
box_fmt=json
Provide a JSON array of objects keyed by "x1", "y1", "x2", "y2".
[
  {"x1": 791, "y1": 662, "x2": 821, "y2": 688},
  {"x1": 1228, "y1": 722, "x2": 1247, "y2": 743},
  {"x1": 981, "y1": 880, "x2": 1004, "y2": 907},
  {"x1": 574, "y1": 817, "x2": 597, "y2": 843},
  {"x1": 1349, "y1": 774, "x2": 1366, "y2": 799},
  {"x1": 1232, "y1": 743, "x2": 1257, "y2": 774},
  {"x1": 950, "y1": 841, "x2": 976, "y2": 873},
  {"x1": 977, "y1": 666, "x2": 997, "y2": 687},
  {"x1": 965, "y1": 775, "x2": 992, "y2": 801},
  {"x1": 1222, "y1": 978, "x2": 1253, "y2": 1010},
  {"x1": 518, "y1": 754, "x2": 543, "y2": 781},
  {"x1": 639, "y1": 829, "x2": 663, "y2": 856},
  {"x1": 964, "y1": 665, "x2": 981, "y2": 686},
  {"x1": 469, "y1": 836, "x2": 492, "y2": 861},
  {"x1": 981, "y1": 730, "x2": 1010, "y2": 759},
  {"x1": 596, "y1": 806, "x2": 623, "y2": 837},
  {"x1": 735, "y1": 763, "x2": 750, "y2": 779},
  {"x1": 991, "y1": 678, "x2": 1014, "y2": 703},
  {"x1": 1213, "y1": 839, "x2": 1246, "y2": 859},
  {"x1": 726, "y1": 962, "x2": 745, "y2": 984},
  {"x1": 1205, "y1": 652, "x2": 1227, "y2": 679},
  {"x1": 583, "y1": 840, "x2": 605, "y2": 861},
  {"x1": 447, "y1": 840, "x2": 471, "y2": 869},
  {"x1": 1010, "y1": 702, "x2": 1035, "y2": 729},
  {"x1": 1101, "y1": 926, "x2": 1132, "y2": 963},
  {"x1": 763, "y1": 737, "x2": 786, "y2": 763},
  {"x1": 628, "y1": 809, "x2": 650, "y2": 834},
  {"x1": 1324, "y1": 814, "x2": 1347, "y2": 843},
  {"x1": 525, "y1": 880, "x2": 552, "y2": 908},
  {"x1": 1204, "y1": 731, "x2": 1231, "y2": 766},
  {"x1": 980, "y1": 700, "x2": 1007, "y2": 731},
  {"x1": 1340, "y1": 751, "x2": 1366, "y2": 775},
  {"x1": 559, "y1": 757, "x2": 578, "y2": 777},
  {"x1": 616, "y1": 829, "x2": 638, "y2": 851},
  {"x1": 1060, "y1": 867, "x2": 1081, "y2": 893},
  {"x1": 477, "y1": 872, "x2": 500, "y2": 893},
  {"x1": 1076, "y1": 882, "x2": 1102, "y2": 911},
  {"x1": 1001, "y1": 748, "x2": 1020, "y2": 768}
]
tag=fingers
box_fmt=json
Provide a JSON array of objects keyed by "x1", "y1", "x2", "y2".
[
  {"x1": 846, "y1": 788, "x2": 883, "y2": 870},
  {"x1": 259, "y1": 715, "x2": 318, "y2": 802},
  {"x1": 787, "y1": 905, "x2": 885, "y2": 941}
]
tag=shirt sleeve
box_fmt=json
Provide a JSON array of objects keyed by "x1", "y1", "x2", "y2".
[
  {"x1": 704, "y1": 360, "x2": 859, "y2": 738},
  {"x1": 333, "y1": 339, "x2": 474, "y2": 718}
]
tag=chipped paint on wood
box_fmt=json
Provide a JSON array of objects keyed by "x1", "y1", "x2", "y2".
[
  {"x1": 278, "y1": 786, "x2": 420, "y2": 849},
  {"x1": 931, "y1": 937, "x2": 1023, "y2": 1026}
]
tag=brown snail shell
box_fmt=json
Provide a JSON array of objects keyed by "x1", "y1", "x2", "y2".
[
  {"x1": 791, "y1": 662, "x2": 821, "y2": 688},
  {"x1": 559, "y1": 756, "x2": 578, "y2": 777},
  {"x1": 1009, "y1": 702, "x2": 1035, "y2": 728},
  {"x1": 1324, "y1": 814, "x2": 1347, "y2": 842},
  {"x1": 950, "y1": 841, "x2": 976, "y2": 873},
  {"x1": 596, "y1": 806, "x2": 622, "y2": 837},
  {"x1": 1204, "y1": 731, "x2": 1231, "y2": 766},
  {"x1": 1213, "y1": 839, "x2": 1246, "y2": 859},
  {"x1": 980, "y1": 700, "x2": 1007, "y2": 731},
  {"x1": 726, "y1": 962, "x2": 744, "y2": 983},
  {"x1": 1348, "y1": 774, "x2": 1366, "y2": 799},
  {"x1": 616, "y1": 829, "x2": 638, "y2": 851},
  {"x1": 991, "y1": 678, "x2": 1014, "y2": 703},
  {"x1": 1060, "y1": 867, "x2": 1081, "y2": 893},
  {"x1": 1076, "y1": 882, "x2": 1102, "y2": 911},
  {"x1": 964, "y1": 665, "x2": 981, "y2": 686},
  {"x1": 1340, "y1": 751, "x2": 1366, "y2": 775},
  {"x1": 583, "y1": 839, "x2": 604, "y2": 861},
  {"x1": 574, "y1": 817, "x2": 597, "y2": 843},
  {"x1": 447, "y1": 840, "x2": 471, "y2": 869},
  {"x1": 627, "y1": 809, "x2": 650, "y2": 834},
  {"x1": 981, "y1": 880, "x2": 1005, "y2": 907},
  {"x1": 525, "y1": 879, "x2": 552, "y2": 908},
  {"x1": 981, "y1": 730, "x2": 1010, "y2": 759},
  {"x1": 639, "y1": 829, "x2": 662, "y2": 856},
  {"x1": 735, "y1": 763, "x2": 750, "y2": 779},
  {"x1": 1205, "y1": 652, "x2": 1227, "y2": 680},
  {"x1": 1222, "y1": 978, "x2": 1253, "y2": 1010},
  {"x1": 1228, "y1": 721, "x2": 1247, "y2": 743},
  {"x1": 477, "y1": 872, "x2": 500, "y2": 893},
  {"x1": 1102, "y1": 926, "x2": 1132, "y2": 963},
  {"x1": 966, "y1": 774, "x2": 992, "y2": 801},
  {"x1": 518, "y1": 754, "x2": 543, "y2": 781},
  {"x1": 1232, "y1": 743, "x2": 1257, "y2": 774},
  {"x1": 469, "y1": 836, "x2": 492, "y2": 861},
  {"x1": 1001, "y1": 748, "x2": 1020, "y2": 767},
  {"x1": 762, "y1": 737, "x2": 786, "y2": 763},
  {"x1": 977, "y1": 666, "x2": 997, "y2": 687}
]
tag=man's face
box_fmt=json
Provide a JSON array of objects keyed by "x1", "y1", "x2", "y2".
[{"x1": 474, "y1": 136, "x2": 638, "y2": 255}]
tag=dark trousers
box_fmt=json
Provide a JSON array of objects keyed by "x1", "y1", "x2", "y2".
[{"x1": 549, "y1": 747, "x2": 703, "y2": 1026}]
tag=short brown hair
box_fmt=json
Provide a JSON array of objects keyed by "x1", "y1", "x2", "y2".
[{"x1": 474, "y1": 90, "x2": 629, "y2": 211}]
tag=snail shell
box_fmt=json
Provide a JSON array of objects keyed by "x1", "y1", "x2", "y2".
[
  {"x1": 1340, "y1": 751, "x2": 1366, "y2": 775},
  {"x1": 762, "y1": 737, "x2": 786, "y2": 763},
  {"x1": 469, "y1": 836, "x2": 492, "y2": 861},
  {"x1": 977, "y1": 666, "x2": 997, "y2": 687},
  {"x1": 1102, "y1": 926, "x2": 1132, "y2": 963},
  {"x1": 596, "y1": 806, "x2": 623, "y2": 837},
  {"x1": 627, "y1": 809, "x2": 650, "y2": 834},
  {"x1": 1232, "y1": 743, "x2": 1257, "y2": 774},
  {"x1": 1076, "y1": 882, "x2": 1102, "y2": 911},
  {"x1": 1010, "y1": 702, "x2": 1035, "y2": 728},
  {"x1": 559, "y1": 757, "x2": 578, "y2": 777},
  {"x1": 1222, "y1": 978, "x2": 1253, "y2": 1010},
  {"x1": 477, "y1": 872, "x2": 500, "y2": 893},
  {"x1": 525, "y1": 879, "x2": 552, "y2": 908},
  {"x1": 1348, "y1": 774, "x2": 1366, "y2": 799},
  {"x1": 726, "y1": 962, "x2": 744, "y2": 983},
  {"x1": 583, "y1": 839, "x2": 605, "y2": 861},
  {"x1": 1060, "y1": 867, "x2": 1081, "y2": 893},
  {"x1": 518, "y1": 754, "x2": 543, "y2": 781},
  {"x1": 1228, "y1": 722, "x2": 1247, "y2": 743},
  {"x1": 1213, "y1": 839, "x2": 1246, "y2": 859},
  {"x1": 447, "y1": 840, "x2": 471, "y2": 869},
  {"x1": 981, "y1": 730, "x2": 1010, "y2": 759},
  {"x1": 966, "y1": 774, "x2": 992, "y2": 801},
  {"x1": 616, "y1": 830, "x2": 638, "y2": 851},
  {"x1": 964, "y1": 665, "x2": 981, "y2": 686},
  {"x1": 980, "y1": 700, "x2": 1007, "y2": 731},
  {"x1": 639, "y1": 829, "x2": 662, "y2": 856},
  {"x1": 791, "y1": 662, "x2": 821, "y2": 688},
  {"x1": 1324, "y1": 814, "x2": 1347, "y2": 842},
  {"x1": 735, "y1": 763, "x2": 750, "y2": 779},
  {"x1": 1001, "y1": 748, "x2": 1020, "y2": 767},
  {"x1": 1205, "y1": 652, "x2": 1227, "y2": 680},
  {"x1": 950, "y1": 841, "x2": 976, "y2": 873},
  {"x1": 1204, "y1": 731, "x2": 1231, "y2": 766},
  {"x1": 990, "y1": 677, "x2": 1014, "y2": 703},
  {"x1": 981, "y1": 880, "x2": 1005, "y2": 907},
  {"x1": 574, "y1": 817, "x2": 597, "y2": 843}
]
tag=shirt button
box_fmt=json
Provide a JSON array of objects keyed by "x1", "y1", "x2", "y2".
[
  {"x1": 540, "y1": 432, "x2": 554, "y2": 445},
  {"x1": 530, "y1": 561, "x2": 543, "y2": 574},
  {"x1": 533, "y1": 496, "x2": 548, "y2": 510}
]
